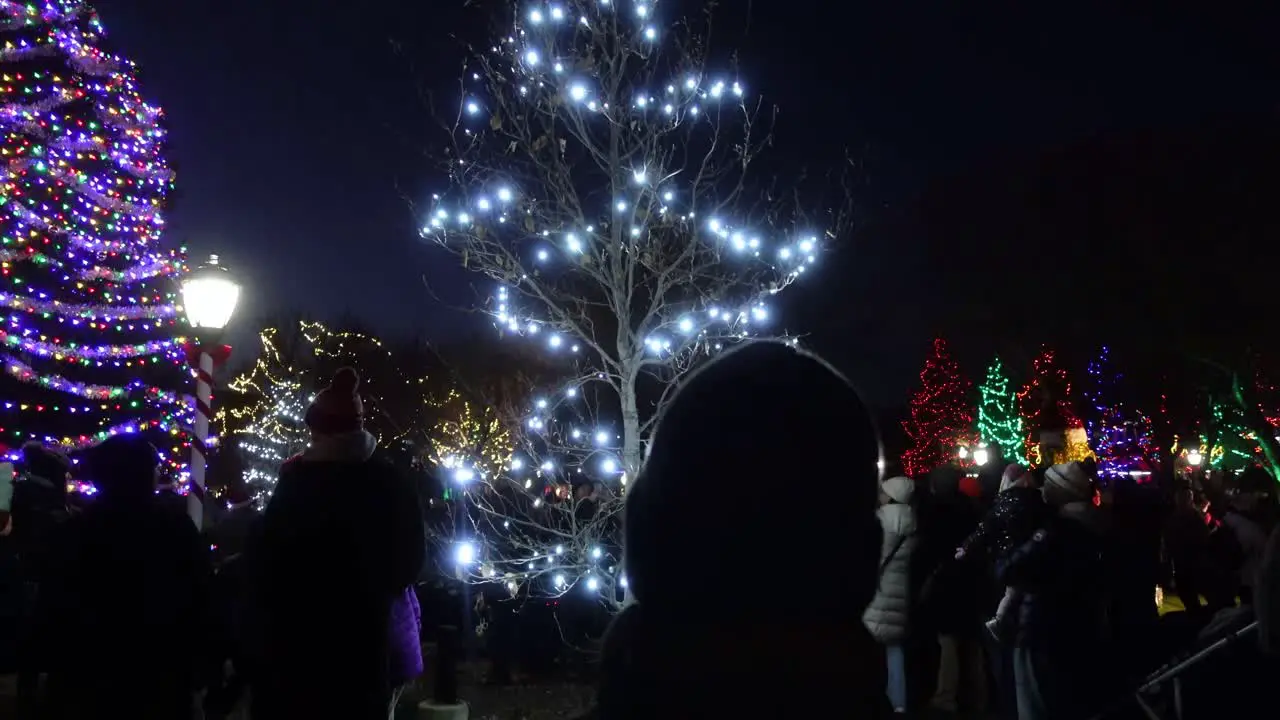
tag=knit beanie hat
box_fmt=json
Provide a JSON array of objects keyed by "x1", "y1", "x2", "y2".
[
  {"x1": 882, "y1": 476, "x2": 915, "y2": 505},
  {"x1": 625, "y1": 341, "x2": 883, "y2": 620},
  {"x1": 1043, "y1": 461, "x2": 1093, "y2": 506},
  {"x1": 304, "y1": 367, "x2": 364, "y2": 434},
  {"x1": 999, "y1": 463, "x2": 1028, "y2": 493}
]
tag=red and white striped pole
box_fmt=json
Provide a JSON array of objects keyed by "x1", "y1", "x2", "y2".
[
  {"x1": 188, "y1": 348, "x2": 214, "y2": 531},
  {"x1": 180, "y1": 254, "x2": 241, "y2": 531}
]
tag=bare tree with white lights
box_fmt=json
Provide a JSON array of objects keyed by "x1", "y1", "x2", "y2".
[{"x1": 419, "y1": 0, "x2": 856, "y2": 609}]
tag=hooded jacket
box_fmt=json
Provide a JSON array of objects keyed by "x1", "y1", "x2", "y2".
[
  {"x1": 864, "y1": 502, "x2": 919, "y2": 643},
  {"x1": 599, "y1": 341, "x2": 891, "y2": 719}
]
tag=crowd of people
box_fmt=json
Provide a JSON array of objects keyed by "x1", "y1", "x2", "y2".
[
  {"x1": 858, "y1": 457, "x2": 1280, "y2": 719},
  {"x1": 0, "y1": 367, "x2": 425, "y2": 718},
  {"x1": 1, "y1": 342, "x2": 1279, "y2": 719}
]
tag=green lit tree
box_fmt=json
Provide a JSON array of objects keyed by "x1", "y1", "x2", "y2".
[{"x1": 977, "y1": 356, "x2": 1024, "y2": 464}]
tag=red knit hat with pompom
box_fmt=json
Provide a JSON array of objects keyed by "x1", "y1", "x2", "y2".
[{"x1": 304, "y1": 367, "x2": 364, "y2": 434}]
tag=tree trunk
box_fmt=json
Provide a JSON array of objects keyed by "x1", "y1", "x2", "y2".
[{"x1": 621, "y1": 378, "x2": 642, "y2": 482}]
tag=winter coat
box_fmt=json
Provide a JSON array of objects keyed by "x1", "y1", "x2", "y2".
[
  {"x1": 389, "y1": 585, "x2": 424, "y2": 686},
  {"x1": 961, "y1": 486, "x2": 1048, "y2": 563},
  {"x1": 918, "y1": 489, "x2": 987, "y2": 634},
  {"x1": 8, "y1": 473, "x2": 69, "y2": 583},
  {"x1": 863, "y1": 503, "x2": 918, "y2": 644},
  {"x1": 251, "y1": 434, "x2": 426, "y2": 718},
  {"x1": 1222, "y1": 511, "x2": 1269, "y2": 590},
  {"x1": 999, "y1": 502, "x2": 1109, "y2": 650},
  {"x1": 597, "y1": 602, "x2": 895, "y2": 719},
  {"x1": 39, "y1": 496, "x2": 211, "y2": 718}
]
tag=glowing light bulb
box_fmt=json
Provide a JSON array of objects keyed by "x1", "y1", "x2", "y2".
[
  {"x1": 591, "y1": 547, "x2": 603, "y2": 559},
  {"x1": 586, "y1": 577, "x2": 600, "y2": 591},
  {"x1": 632, "y1": 169, "x2": 647, "y2": 184},
  {"x1": 569, "y1": 84, "x2": 588, "y2": 102},
  {"x1": 643, "y1": 27, "x2": 657, "y2": 41},
  {"x1": 524, "y1": 49, "x2": 540, "y2": 66},
  {"x1": 550, "y1": 5, "x2": 565, "y2": 20},
  {"x1": 601, "y1": 458, "x2": 618, "y2": 474},
  {"x1": 678, "y1": 316, "x2": 694, "y2": 333},
  {"x1": 466, "y1": 101, "x2": 480, "y2": 115},
  {"x1": 595, "y1": 430, "x2": 610, "y2": 445},
  {"x1": 497, "y1": 187, "x2": 513, "y2": 202},
  {"x1": 973, "y1": 447, "x2": 990, "y2": 466},
  {"x1": 528, "y1": 9, "x2": 544, "y2": 24},
  {"x1": 554, "y1": 574, "x2": 566, "y2": 587},
  {"x1": 455, "y1": 542, "x2": 476, "y2": 565}
]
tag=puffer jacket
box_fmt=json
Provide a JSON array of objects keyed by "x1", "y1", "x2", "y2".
[
  {"x1": 998, "y1": 501, "x2": 1109, "y2": 649},
  {"x1": 863, "y1": 503, "x2": 918, "y2": 644}
]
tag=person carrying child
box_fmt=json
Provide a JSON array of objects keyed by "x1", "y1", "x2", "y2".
[{"x1": 956, "y1": 463, "x2": 1049, "y2": 641}]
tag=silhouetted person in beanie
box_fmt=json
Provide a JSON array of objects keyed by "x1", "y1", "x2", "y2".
[
  {"x1": 40, "y1": 435, "x2": 211, "y2": 718},
  {"x1": 251, "y1": 367, "x2": 426, "y2": 719},
  {"x1": 595, "y1": 341, "x2": 892, "y2": 719}
]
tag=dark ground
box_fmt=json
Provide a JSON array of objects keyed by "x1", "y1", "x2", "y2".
[{"x1": 0, "y1": 657, "x2": 594, "y2": 720}]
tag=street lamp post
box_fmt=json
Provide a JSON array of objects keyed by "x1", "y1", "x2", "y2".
[{"x1": 180, "y1": 255, "x2": 241, "y2": 531}]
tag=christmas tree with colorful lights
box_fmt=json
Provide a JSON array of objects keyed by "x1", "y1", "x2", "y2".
[
  {"x1": 420, "y1": 0, "x2": 855, "y2": 606},
  {"x1": 1082, "y1": 346, "x2": 1153, "y2": 476},
  {"x1": 902, "y1": 339, "x2": 974, "y2": 477},
  {"x1": 1018, "y1": 347, "x2": 1089, "y2": 465},
  {"x1": 977, "y1": 355, "x2": 1025, "y2": 464},
  {"x1": 0, "y1": 2, "x2": 191, "y2": 475}
]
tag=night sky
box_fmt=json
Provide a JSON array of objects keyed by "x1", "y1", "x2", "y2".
[{"x1": 92, "y1": 1, "x2": 1280, "y2": 405}]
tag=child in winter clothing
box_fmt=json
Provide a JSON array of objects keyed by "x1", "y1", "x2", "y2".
[{"x1": 957, "y1": 463, "x2": 1049, "y2": 641}]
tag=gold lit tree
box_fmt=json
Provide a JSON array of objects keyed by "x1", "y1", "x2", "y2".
[{"x1": 220, "y1": 321, "x2": 429, "y2": 505}]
